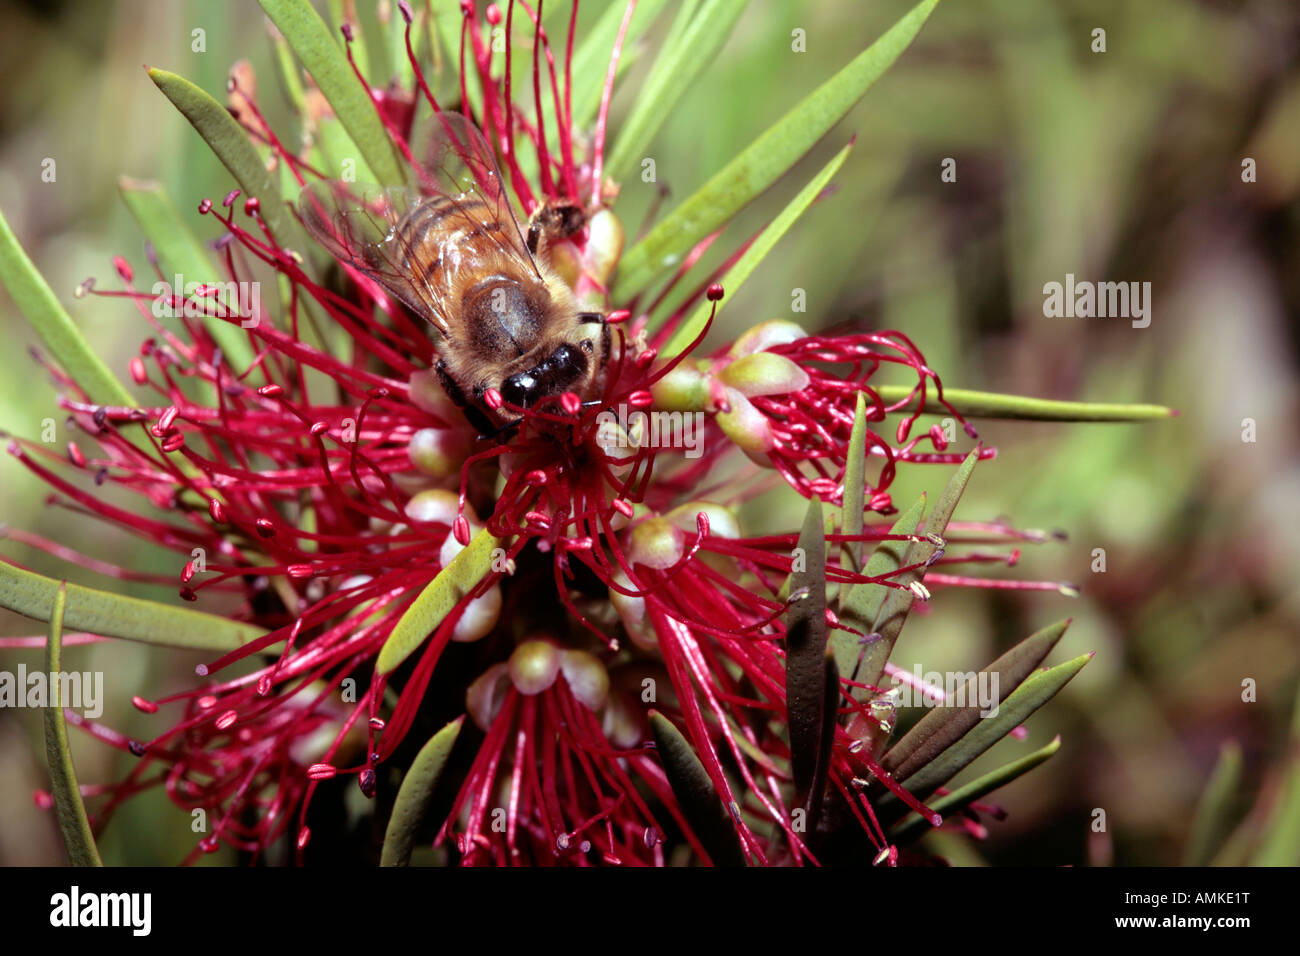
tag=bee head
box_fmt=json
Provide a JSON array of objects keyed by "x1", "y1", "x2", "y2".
[{"x1": 500, "y1": 341, "x2": 591, "y2": 410}]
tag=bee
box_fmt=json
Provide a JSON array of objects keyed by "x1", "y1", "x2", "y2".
[{"x1": 298, "y1": 113, "x2": 609, "y2": 434}]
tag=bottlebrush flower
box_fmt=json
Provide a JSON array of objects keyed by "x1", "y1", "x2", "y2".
[{"x1": 0, "y1": 0, "x2": 1161, "y2": 867}]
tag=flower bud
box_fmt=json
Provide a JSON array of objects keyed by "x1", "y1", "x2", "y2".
[
  {"x1": 467, "y1": 662, "x2": 511, "y2": 731},
  {"x1": 560, "y1": 649, "x2": 610, "y2": 711},
  {"x1": 408, "y1": 426, "x2": 470, "y2": 478},
  {"x1": 585, "y1": 208, "x2": 624, "y2": 288},
  {"x1": 452, "y1": 582, "x2": 502, "y2": 643},
  {"x1": 718, "y1": 351, "x2": 809, "y2": 398},
  {"x1": 728, "y1": 319, "x2": 807, "y2": 358},
  {"x1": 609, "y1": 569, "x2": 656, "y2": 651},
  {"x1": 716, "y1": 391, "x2": 776, "y2": 456},
  {"x1": 649, "y1": 362, "x2": 709, "y2": 412},
  {"x1": 627, "y1": 516, "x2": 685, "y2": 569},
  {"x1": 405, "y1": 488, "x2": 461, "y2": 527},
  {"x1": 408, "y1": 368, "x2": 460, "y2": 423},
  {"x1": 509, "y1": 639, "x2": 562, "y2": 695}
]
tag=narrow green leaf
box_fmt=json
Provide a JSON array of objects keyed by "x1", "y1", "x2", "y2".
[
  {"x1": 148, "y1": 68, "x2": 309, "y2": 254},
  {"x1": 786, "y1": 496, "x2": 828, "y2": 810},
  {"x1": 376, "y1": 529, "x2": 501, "y2": 674},
  {"x1": 258, "y1": 0, "x2": 404, "y2": 186},
  {"x1": 605, "y1": 0, "x2": 746, "y2": 181},
  {"x1": 888, "y1": 735, "x2": 1062, "y2": 844},
  {"x1": 880, "y1": 652, "x2": 1093, "y2": 816},
  {"x1": 875, "y1": 384, "x2": 1175, "y2": 422},
  {"x1": 380, "y1": 716, "x2": 463, "y2": 866},
  {"x1": 42, "y1": 584, "x2": 102, "y2": 867},
  {"x1": 118, "y1": 178, "x2": 258, "y2": 372},
  {"x1": 661, "y1": 141, "x2": 853, "y2": 354},
  {"x1": 649, "y1": 710, "x2": 746, "y2": 866},
  {"x1": 565, "y1": 0, "x2": 671, "y2": 132},
  {"x1": 857, "y1": 447, "x2": 981, "y2": 691},
  {"x1": 834, "y1": 494, "x2": 926, "y2": 697},
  {"x1": 1, "y1": 560, "x2": 264, "y2": 652},
  {"x1": 0, "y1": 208, "x2": 135, "y2": 409},
  {"x1": 882, "y1": 618, "x2": 1072, "y2": 780},
  {"x1": 617, "y1": 0, "x2": 941, "y2": 297},
  {"x1": 839, "y1": 391, "x2": 870, "y2": 577},
  {"x1": 1184, "y1": 740, "x2": 1243, "y2": 866}
]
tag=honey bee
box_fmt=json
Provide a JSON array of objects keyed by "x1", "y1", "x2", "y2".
[{"x1": 298, "y1": 113, "x2": 609, "y2": 434}]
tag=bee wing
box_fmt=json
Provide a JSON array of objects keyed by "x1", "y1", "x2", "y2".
[
  {"x1": 297, "y1": 179, "x2": 453, "y2": 337},
  {"x1": 410, "y1": 111, "x2": 538, "y2": 274}
]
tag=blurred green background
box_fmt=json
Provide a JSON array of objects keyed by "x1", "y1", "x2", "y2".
[{"x1": 0, "y1": 0, "x2": 1297, "y2": 865}]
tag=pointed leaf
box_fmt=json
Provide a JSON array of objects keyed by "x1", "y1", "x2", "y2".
[
  {"x1": 1, "y1": 560, "x2": 263, "y2": 652},
  {"x1": 875, "y1": 384, "x2": 1175, "y2": 422},
  {"x1": 839, "y1": 391, "x2": 871, "y2": 576},
  {"x1": 617, "y1": 0, "x2": 940, "y2": 297},
  {"x1": 380, "y1": 716, "x2": 464, "y2": 866},
  {"x1": 605, "y1": 0, "x2": 748, "y2": 181},
  {"x1": 649, "y1": 710, "x2": 746, "y2": 866},
  {"x1": 118, "y1": 178, "x2": 258, "y2": 372},
  {"x1": 879, "y1": 652, "x2": 1093, "y2": 818},
  {"x1": 888, "y1": 735, "x2": 1062, "y2": 844},
  {"x1": 882, "y1": 618, "x2": 1072, "y2": 779},
  {"x1": 376, "y1": 529, "x2": 501, "y2": 675},
  {"x1": 786, "y1": 496, "x2": 828, "y2": 810},
  {"x1": 42, "y1": 583, "x2": 102, "y2": 866},
  {"x1": 148, "y1": 68, "x2": 310, "y2": 254},
  {"x1": 258, "y1": 0, "x2": 404, "y2": 186},
  {"x1": 0, "y1": 208, "x2": 135, "y2": 409},
  {"x1": 834, "y1": 494, "x2": 926, "y2": 696},
  {"x1": 857, "y1": 447, "x2": 981, "y2": 691},
  {"x1": 1183, "y1": 740, "x2": 1243, "y2": 866},
  {"x1": 661, "y1": 141, "x2": 852, "y2": 354}
]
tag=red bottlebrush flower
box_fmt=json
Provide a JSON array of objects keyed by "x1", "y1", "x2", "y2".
[{"x1": 0, "y1": 1, "x2": 1095, "y2": 867}]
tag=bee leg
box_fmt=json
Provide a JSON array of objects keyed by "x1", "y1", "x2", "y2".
[
  {"x1": 434, "y1": 359, "x2": 469, "y2": 408},
  {"x1": 435, "y1": 360, "x2": 497, "y2": 435},
  {"x1": 527, "y1": 200, "x2": 587, "y2": 255}
]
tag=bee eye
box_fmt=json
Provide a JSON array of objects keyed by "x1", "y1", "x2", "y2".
[
  {"x1": 579, "y1": 338, "x2": 594, "y2": 354},
  {"x1": 501, "y1": 371, "x2": 539, "y2": 408}
]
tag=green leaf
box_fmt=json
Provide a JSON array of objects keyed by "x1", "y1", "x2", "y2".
[
  {"x1": 117, "y1": 178, "x2": 258, "y2": 372},
  {"x1": 605, "y1": 0, "x2": 747, "y2": 181},
  {"x1": 376, "y1": 529, "x2": 501, "y2": 675},
  {"x1": 786, "y1": 496, "x2": 828, "y2": 812},
  {"x1": 875, "y1": 384, "x2": 1175, "y2": 422},
  {"x1": 882, "y1": 618, "x2": 1071, "y2": 780},
  {"x1": 0, "y1": 208, "x2": 136, "y2": 409},
  {"x1": 661, "y1": 141, "x2": 853, "y2": 355},
  {"x1": 617, "y1": 0, "x2": 941, "y2": 298},
  {"x1": 42, "y1": 584, "x2": 102, "y2": 867},
  {"x1": 649, "y1": 710, "x2": 746, "y2": 866},
  {"x1": 888, "y1": 735, "x2": 1062, "y2": 844},
  {"x1": 0, "y1": 560, "x2": 264, "y2": 652},
  {"x1": 839, "y1": 392, "x2": 871, "y2": 577},
  {"x1": 148, "y1": 68, "x2": 310, "y2": 254},
  {"x1": 258, "y1": 0, "x2": 404, "y2": 186},
  {"x1": 879, "y1": 652, "x2": 1093, "y2": 817},
  {"x1": 857, "y1": 447, "x2": 981, "y2": 691},
  {"x1": 835, "y1": 494, "x2": 926, "y2": 698},
  {"x1": 565, "y1": 0, "x2": 671, "y2": 132},
  {"x1": 1183, "y1": 740, "x2": 1242, "y2": 866},
  {"x1": 380, "y1": 716, "x2": 463, "y2": 866}
]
